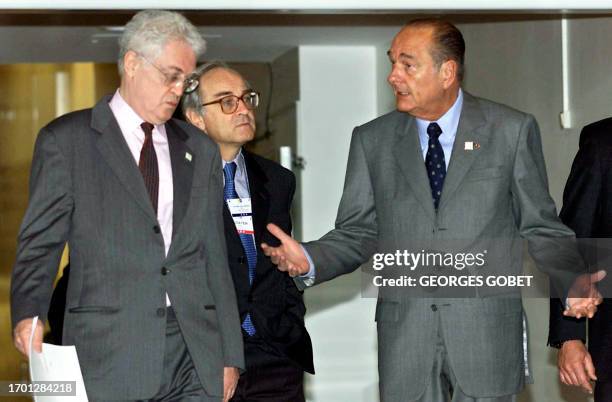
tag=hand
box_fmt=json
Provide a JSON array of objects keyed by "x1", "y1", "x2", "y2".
[
  {"x1": 565, "y1": 270, "x2": 606, "y2": 318},
  {"x1": 223, "y1": 366, "x2": 239, "y2": 402},
  {"x1": 13, "y1": 317, "x2": 43, "y2": 358},
  {"x1": 261, "y1": 223, "x2": 310, "y2": 277},
  {"x1": 558, "y1": 340, "x2": 597, "y2": 393}
]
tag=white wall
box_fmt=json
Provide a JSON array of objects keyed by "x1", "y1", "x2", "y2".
[{"x1": 298, "y1": 45, "x2": 379, "y2": 402}]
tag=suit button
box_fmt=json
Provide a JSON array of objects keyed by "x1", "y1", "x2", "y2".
[
  {"x1": 237, "y1": 256, "x2": 245, "y2": 264},
  {"x1": 431, "y1": 304, "x2": 438, "y2": 312},
  {"x1": 153, "y1": 225, "x2": 161, "y2": 234},
  {"x1": 161, "y1": 267, "x2": 170, "y2": 275},
  {"x1": 157, "y1": 308, "x2": 166, "y2": 317}
]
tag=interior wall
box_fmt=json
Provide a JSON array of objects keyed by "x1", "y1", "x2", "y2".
[
  {"x1": 298, "y1": 45, "x2": 379, "y2": 401},
  {"x1": 0, "y1": 63, "x2": 117, "y2": 396}
]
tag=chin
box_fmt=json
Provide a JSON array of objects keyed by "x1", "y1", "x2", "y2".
[{"x1": 395, "y1": 102, "x2": 415, "y2": 114}]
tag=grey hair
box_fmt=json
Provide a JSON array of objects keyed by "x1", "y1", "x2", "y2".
[
  {"x1": 117, "y1": 10, "x2": 206, "y2": 77},
  {"x1": 181, "y1": 61, "x2": 250, "y2": 119}
]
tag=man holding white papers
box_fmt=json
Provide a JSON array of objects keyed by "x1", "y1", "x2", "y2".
[{"x1": 10, "y1": 10, "x2": 243, "y2": 401}]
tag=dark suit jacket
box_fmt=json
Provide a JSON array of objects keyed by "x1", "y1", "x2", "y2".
[
  {"x1": 549, "y1": 118, "x2": 612, "y2": 382},
  {"x1": 12, "y1": 95, "x2": 244, "y2": 399},
  {"x1": 223, "y1": 151, "x2": 313, "y2": 374}
]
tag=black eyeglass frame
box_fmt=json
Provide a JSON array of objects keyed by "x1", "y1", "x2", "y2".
[{"x1": 201, "y1": 91, "x2": 260, "y2": 114}]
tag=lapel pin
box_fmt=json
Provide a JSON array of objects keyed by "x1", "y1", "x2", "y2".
[
  {"x1": 185, "y1": 152, "x2": 192, "y2": 162},
  {"x1": 464, "y1": 141, "x2": 480, "y2": 151}
]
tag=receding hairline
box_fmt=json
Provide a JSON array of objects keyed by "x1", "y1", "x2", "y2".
[{"x1": 198, "y1": 66, "x2": 250, "y2": 97}]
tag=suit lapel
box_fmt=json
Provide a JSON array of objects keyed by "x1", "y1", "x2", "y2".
[
  {"x1": 224, "y1": 153, "x2": 269, "y2": 251},
  {"x1": 437, "y1": 92, "x2": 488, "y2": 211},
  {"x1": 223, "y1": 152, "x2": 268, "y2": 287},
  {"x1": 91, "y1": 96, "x2": 157, "y2": 222},
  {"x1": 166, "y1": 120, "x2": 194, "y2": 238},
  {"x1": 392, "y1": 113, "x2": 437, "y2": 219},
  {"x1": 243, "y1": 151, "x2": 270, "y2": 249}
]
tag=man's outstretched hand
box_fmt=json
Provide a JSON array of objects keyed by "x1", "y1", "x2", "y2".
[
  {"x1": 261, "y1": 223, "x2": 310, "y2": 277},
  {"x1": 565, "y1": 270, "x2": 606, "y2": 319}
]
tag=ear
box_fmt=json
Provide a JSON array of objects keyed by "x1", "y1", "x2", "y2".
[
  {"x1": 123, "y1": 50, "x2": 141, "y2": 78},
  {"x1": 186, "y1": 109, "x2": 206, "y2": 132},
  {"x1": 439, "y1": 59, "x2": 458, "y2": 89}
]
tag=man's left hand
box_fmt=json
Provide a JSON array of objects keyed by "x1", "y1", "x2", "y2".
[
  {"x1": 565, "y1": 270, "x2": 606, "y2": 319},
  {"x1": 223, "y1": 366, "x2": 239, "y2": 402}
]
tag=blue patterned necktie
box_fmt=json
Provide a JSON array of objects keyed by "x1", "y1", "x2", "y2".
[
  {"x1": 223, "y1": 162, "x2": 257, "y2": 336},
  {"x1": 425, "y1": 122, "x2": 446, "y2": 209}
]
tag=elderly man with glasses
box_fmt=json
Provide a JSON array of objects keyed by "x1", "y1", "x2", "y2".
[
  {"x1": 182, "y1": 62, "x2": 314, "y2": 402},
  {"x1": 10, "y1": 10, "x2": 244, "y2": 401}
]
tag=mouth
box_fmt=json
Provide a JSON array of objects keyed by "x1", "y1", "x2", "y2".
[
  {"x1": 235, "y1": 123, "x2": 253, "y2": 131},
  {"x1": 395, "y1": 91, "x2": 411, "y2": 97},
  {"x1": 234, "y1": 119, "x2": 253, "y2": 127}
]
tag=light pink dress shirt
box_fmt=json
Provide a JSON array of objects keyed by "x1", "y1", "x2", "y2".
[{"x1": 109, "y1": 90, "x2": 174, "y2": 305}]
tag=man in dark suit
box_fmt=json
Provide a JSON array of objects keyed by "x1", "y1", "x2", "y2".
[
  {"x1": 11, "y1": 10, "x2": 244, "y2": 401},
  {"x1": 182, "y1": 61, "x2": 314, "y2": 402},
  {"x1": 549, "y1": 118, "x2": 612, "y2": 401},
  {"x1": 261, "y1": 19, "x2": 603, "y2": 402}
]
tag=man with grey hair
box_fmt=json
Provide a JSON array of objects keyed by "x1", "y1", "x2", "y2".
[
  {"x1": 261, "y1": 18, "x2": 604, "y2": 402},
  {"x1": 11, "y1": 10, "x2": 244, "y2": 401},
  {"x1": 181, "y1": 62, "x2": 314, "y2": 401}
]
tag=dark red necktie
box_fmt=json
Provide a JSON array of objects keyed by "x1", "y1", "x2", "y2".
[{"x1": 139, "y1": 122, "x2": 159, "y2": 214}]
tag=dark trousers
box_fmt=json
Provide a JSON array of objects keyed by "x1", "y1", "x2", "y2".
[
  {"x1": 230, "y1": 341, "x2": 304, "y2": 402},
  {"x1": 93, "y1": 307, "x2": 217, "y2": 402},
  {"x1": 595, "y1": 380, "x2": 612, "y2": 402}
]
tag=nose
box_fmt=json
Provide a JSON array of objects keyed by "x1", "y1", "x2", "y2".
[
  {"x1": 388, "y1": 64, "x2": 400, "y2": 85},
  {"x1": 170, "y1": 81, "x2": 185, "y2": 97}
]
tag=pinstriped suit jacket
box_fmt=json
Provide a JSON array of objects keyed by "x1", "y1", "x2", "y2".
[
  {"x1": 11, "y1": 95, "x2": 244, "y2": 400},
  {"x1": 302, "y1": 92, "x2": 581, "y2": 401}
]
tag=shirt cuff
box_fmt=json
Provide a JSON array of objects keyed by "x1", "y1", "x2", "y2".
[{"x1": 298, "y1": 245, "x2": 316, "y2": 287}]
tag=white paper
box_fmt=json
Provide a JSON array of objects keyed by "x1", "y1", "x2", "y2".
[{"x1": 29, "y1": 316, "x2": 89, "y2": 401}]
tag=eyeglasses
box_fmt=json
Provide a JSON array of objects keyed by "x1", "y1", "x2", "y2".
[
  {"x1": 138, "y1": 53, "x2": 199, "y2": 94},
  {"x1": 201, "y1": 91, "x2": 260, "y2": 114}
]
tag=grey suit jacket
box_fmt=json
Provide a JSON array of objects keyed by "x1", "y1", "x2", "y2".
[
  {"x1": 303, "y1": 92, "x2": 581, "y2": 401},
  {"x1": 10, "y1": 95, "x2": 244, "y2": 400}
]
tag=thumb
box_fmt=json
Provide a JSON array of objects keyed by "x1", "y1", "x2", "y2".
[
  {"x1": 590, "y1": 270, "x2": 607, "y2": 284},
  {"x1": 266, "y1": 223, "x2": 291, "y2": 243},
  {"x1": 585, "y1": 352, "x2": 598, "y2": 381},
  {"x1": 32, "y1": 324, "x2": 43, "y2": 353}
]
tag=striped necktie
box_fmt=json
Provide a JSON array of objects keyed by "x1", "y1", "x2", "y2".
[
  {"x1": 223, "y1": 161, "x2": 257, "y2": 336},
  {"x1": 139, "y1": 122, "x2": 159, "y2": 214}
]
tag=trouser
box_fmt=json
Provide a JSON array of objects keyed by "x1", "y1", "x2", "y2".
[
  {"x1": 93, "y1": 307, "x2": 217, "y2": 402},
  {"x1": 230, "y1": 341, "x2": 304, "y2": 402},
  {"x1": 595, "y1": 380, "x2": 612, "y2": 402},
  {"x1": 416, "y1": 315, "x2": 517, "y2": 402}
]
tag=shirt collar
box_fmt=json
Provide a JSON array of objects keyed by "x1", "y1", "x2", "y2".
[
  {"x1": 109, "y1": 89, "x2": 165, "y2": 140},
  {"x1": 222, "y1": 148, "x2": 246, "y2": 172},
  {"x1": 416, "y1": 88, "x2": 464, "y2": 144}
]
